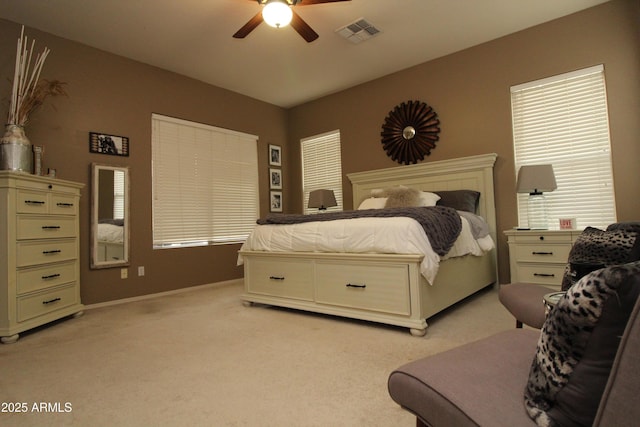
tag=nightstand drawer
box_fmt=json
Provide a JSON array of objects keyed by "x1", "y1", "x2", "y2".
[
  {"x1": 515, "y1": 264, "x2": 565, "y2": 287},
  {"x1": 315, "y1": 262, "x2": 410, "y2": 315},
  {"x1": 17, "y1": 283, "x2": 78, "y2": 322},
  {"x1": 511, "y1": 232, "x2": 574, "y2": 243},
  {"x1": 514, "y1": 244, "x2": 571, "y2": 263}
]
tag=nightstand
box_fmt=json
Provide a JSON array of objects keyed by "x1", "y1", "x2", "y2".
[{"x1": 504, "y1": 229, "x2": 581, "y2": 290}]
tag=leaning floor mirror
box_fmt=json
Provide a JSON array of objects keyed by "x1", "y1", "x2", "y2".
[{"x1": 90, "y1": 163, "x2": 130, "y2": 269}]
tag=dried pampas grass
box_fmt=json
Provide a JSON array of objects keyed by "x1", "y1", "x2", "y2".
[
  {"x1": 7, "y1": 26, "x2": 66, "y2": 126},
  {"x1": 12, "y1": 79, "x2": 67, "y2": 126}
]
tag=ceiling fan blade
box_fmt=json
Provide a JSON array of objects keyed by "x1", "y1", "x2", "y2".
[
  {"x1": 290, "y1": 10, "x2": 319, "y2": 42},
  {"x1": 296, "y1": 0, "x2": 351, "y2": 5},
  {"x1": 233, "y1": 11, "x2": 264, "y2": 38}
]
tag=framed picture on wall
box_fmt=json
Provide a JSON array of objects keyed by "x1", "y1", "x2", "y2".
[
  {"x1": 269, "y1": 144, "x2": 281, "y2": 166},
  {"x1": 89, "y1": 132, "x2": 129, "y2": 157},
  {"x1": 269, "y1": 168, "x2": 282, "y2": 189},
  {"x1": 270, "y1": 191, "x2": 283, "y2": 212}
]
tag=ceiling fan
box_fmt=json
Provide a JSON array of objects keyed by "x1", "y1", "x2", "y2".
[{"x1": 233, "y1": 0, "x2": 351, "y2": 43}]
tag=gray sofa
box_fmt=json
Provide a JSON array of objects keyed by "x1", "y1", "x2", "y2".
[{"x1": 388, "y1": 262, "x2": 640, "y2": 426}]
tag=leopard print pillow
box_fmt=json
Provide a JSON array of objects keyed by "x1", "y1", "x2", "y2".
[
  {"x1": 561, "y1": 227, "x2": 640, "y2": 290},
  {"x1": 525, "y1": 261, "x2": 640, "y2": 427}
]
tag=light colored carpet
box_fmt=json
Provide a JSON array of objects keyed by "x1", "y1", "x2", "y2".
[{"x1": 0, "y1": 280, "x2": 518, "y2": 426}]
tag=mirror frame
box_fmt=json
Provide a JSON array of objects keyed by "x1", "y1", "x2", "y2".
[{"x1": 90, "y1": 163, "x2": 130, "y2": 269}]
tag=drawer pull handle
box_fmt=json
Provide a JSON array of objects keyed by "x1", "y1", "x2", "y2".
[
  {"x1": 42, "y1": 297, "x2": 61, "y2": 305},
  {"x1": 42, "y1": 250, "x2": 62, "y2": 255},
  {"x1": 534, "y1": 273, "x2": 555, "y2": 277},
  {"x1": 25, "y1": 200, "x2": 46, "y2": 205},
  {"x1": 41, "y1": 225, "x2": 61, "y2": 230},
  {"x1": 532, "y1": 251, "x2": 553, "y2": 255},
  {"x1": 42, "y1": 273, "x2": 61, "y2": 280},
  {"x1": 346, "y1": 283, "x2": 366, "y2": 289},
  {"x1": 269, "y1": 276, "x2": 285, "y2": 281},
  {"x1": 56, "y1": 202, "x2": 74, "y2": 207}
]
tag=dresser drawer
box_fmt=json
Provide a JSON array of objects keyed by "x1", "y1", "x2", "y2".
[
  {"x1": 315, "y1": 262, "x2": 410, "y2": 315},
  {"x1": 17, "y1": 188, "x2": 79, "y2": 215},
  {"x1": 514, "y1": 244, "x2": 571, "y2": 263},
  {"x1": 515, "y1": 263, "x2": 565, "y2": 287},
  {"x1": 16, "y1": 240, "x2": 77, "y2": 267},
  {"x1": 16, "y1": 190, "x2": 49, "y2": 214},
  {"x1": 17, "y1": 216, "x2": 76, "y2": 239},
  {"x1": 17, "y1": 283, "x2": 78, "y2": 322},
  {"x1": 16, "y1": 261, "x2": 77, "y2": 294},
  {"x1": 50, "y1": 194, "x2": 79, "y2": 215},
  {"x1": 245, "y1": 257, "x2": 314, "y2": 301}
]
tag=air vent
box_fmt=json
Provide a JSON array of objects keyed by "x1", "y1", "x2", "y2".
[{"x1": 335, "y1": 18, "x2": 381, "y2": 44}]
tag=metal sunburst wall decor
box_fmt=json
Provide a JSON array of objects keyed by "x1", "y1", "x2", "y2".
[{"x1": 380, "y1": 100, "x2": 440, "y2": 165}]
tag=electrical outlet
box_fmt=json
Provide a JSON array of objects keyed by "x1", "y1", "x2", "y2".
[
  {"x1": 121, "y1": 268, "x2": 128, "y2": 279},
  {"x1": 138, "y1": 266, "x2": 145, "y2": 276}
]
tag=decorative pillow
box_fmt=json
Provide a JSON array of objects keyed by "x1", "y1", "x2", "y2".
[
  {"x1": 357, "y1": 197, "x2": 388, "y2": 210},
  {"x1": 607, "y1": 221, "x2": 640, "y2": 234},
  {"x1": 560, "y1": 226, "x2": 640, "y2": 290},
  {"x1": 418, "y1": 191, "x2": 441, "y2": 207},
  {"x1": 524, "y1": 261, "x2": 640, "y2": 427},
  {"x1": 383, "y1": 186, "x2": 421, "y2": 208},
  {"x1": 434, "y1": 190, "x2": 480, "y2": 213}
]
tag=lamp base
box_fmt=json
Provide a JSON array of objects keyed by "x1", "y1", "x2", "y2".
[{"x1": 527, "y1": 193, "x2": 549, "y2": 229}]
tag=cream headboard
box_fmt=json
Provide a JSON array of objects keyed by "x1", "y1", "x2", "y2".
[{"x1": 347, "y1": 153, "x2": 498, "y2": 239}]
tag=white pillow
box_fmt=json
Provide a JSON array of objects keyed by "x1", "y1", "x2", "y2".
[
  {"x1": 419, "y1": 191, "x2": 441, "y2": 207},
  {"x1": 357, "y1": 197, "x2": 388, "y2": 210}
]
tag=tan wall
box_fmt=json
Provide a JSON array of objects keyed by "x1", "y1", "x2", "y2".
[
  {"x1": 0, "y1": 21, "x2": 287, "y2": 304},
  {"x1": 1, "y1": 0, "x2": 637, "y2": 304},
  {"x1": 287, "y1": 0, "x2": 640, "y2": 284}
]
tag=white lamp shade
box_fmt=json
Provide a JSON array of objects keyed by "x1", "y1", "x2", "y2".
[
  {"x1": 263, "y1": 1, "x2": 293, "y2": 28},
  {"x1": 516, "y1": 164, "x2": 557, "y2": 194}
]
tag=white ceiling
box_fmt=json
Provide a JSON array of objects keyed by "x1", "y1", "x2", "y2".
[{"x1": 0, "y1": 0, "x2": 609, "y2": 108}]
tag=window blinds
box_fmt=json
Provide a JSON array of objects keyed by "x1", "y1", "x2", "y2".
[
  {"x1": 301, "y1": 130, "x2": 343, "y2": 214},
  {"x1": 511, "y1": 65, "x2": 616, "y2": 230},
  {"x1": 152, "y1": 114, "x2": 259, "y2": 248},
  {"x1": 113, "y1": 169, "x2": 125, "y2": 220}
]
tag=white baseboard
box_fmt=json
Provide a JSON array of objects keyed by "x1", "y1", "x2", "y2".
[{"x1": 85, "y1": 279, "x2": 243, "y2": 310}]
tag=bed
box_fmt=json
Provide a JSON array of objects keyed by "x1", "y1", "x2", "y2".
[
  {"x1": 238, "y1": 153, "x2": 498, "y2": 336},
  {"x1": 97, "y1": 221, "x2": 125, "y2": 261}
]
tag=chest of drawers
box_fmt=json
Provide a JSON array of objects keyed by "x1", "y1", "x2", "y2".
[
  {"x1": 504, "y1": 229, "x2": 580, "y2": 289},
  {"x1": 0, "y1": 172, "x2": 84, "y2": 343}
]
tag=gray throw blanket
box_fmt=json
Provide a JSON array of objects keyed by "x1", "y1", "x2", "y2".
[{"x1": 257, "y1": 206, "x2": 462, "y2": 256}]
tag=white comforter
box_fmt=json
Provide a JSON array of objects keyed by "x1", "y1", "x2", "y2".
[
  {"x1": 97, "y1": 223, "x2": 124, "y2": 243},
  {"x1": 237, "y1": 216, "x2": 494, "y2": 285}
]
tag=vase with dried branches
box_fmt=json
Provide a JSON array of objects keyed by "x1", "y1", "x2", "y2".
[{"x1": 1, "y1": 26, "x2": 66, "y2": 173}]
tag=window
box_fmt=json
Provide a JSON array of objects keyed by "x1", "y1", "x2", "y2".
[
  {"x1": 511, "y1": 65, "x2": 616, "y2": 230},
  {"x1": 151, "y1": 114, "x2": 259, "y2": 248},
  {"x1": 113, "y1": 169, "x2": 125, "y2": 220},
  {"x1": 301, "y1": 130, "x2": 343, "y2": 214}
]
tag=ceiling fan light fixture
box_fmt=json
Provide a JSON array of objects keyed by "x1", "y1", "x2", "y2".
[{"x1": 263, "y1": 1, "x2": 293, "y2": 28}]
